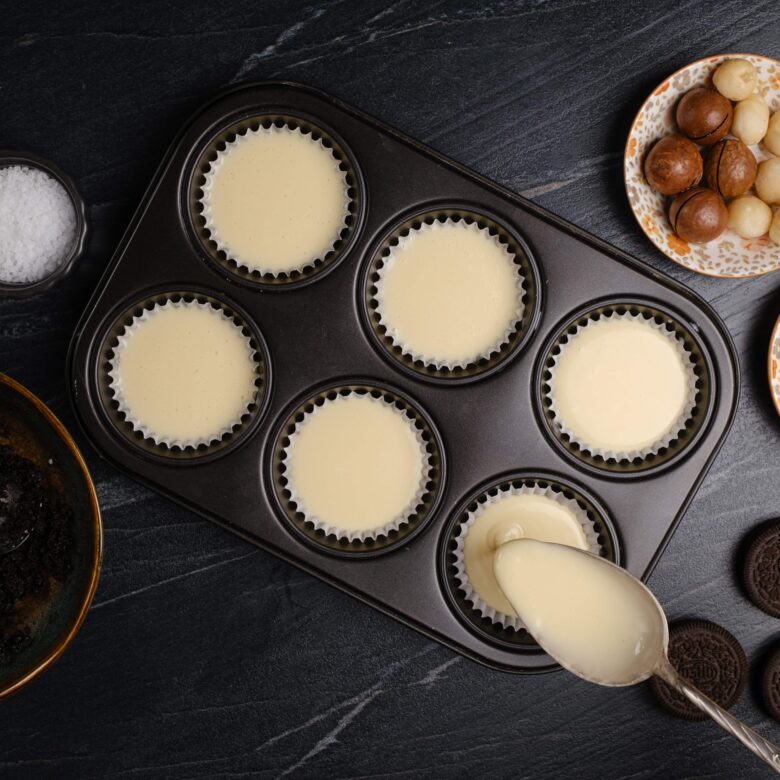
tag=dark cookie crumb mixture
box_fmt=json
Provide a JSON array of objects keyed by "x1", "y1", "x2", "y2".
[
  {"x1": 0, "y1": 445, "x2": 73, "y2": 665},
  {"x1": 649, "y1": 619, "x2": 747, "y2": 721}
]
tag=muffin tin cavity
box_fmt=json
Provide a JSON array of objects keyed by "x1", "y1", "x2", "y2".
[
  {"x1": 270, "y1": 382, "x2": 445, "y2": 556},
  {"x1": 97, "y1": 290, "x2": 270, "y2": 461},
  {"x1": 440, "y1": 474, "x2": 618, "y2": 652},
  {"x1": 361, "y1": 207, "x2": 541, "y2": 383},
  {"x1": 536, "y1": 300, "x2": 713, "y2": 476},
  {"x1": 187, "y1": 113, "x2": 363, "y2": 287}
]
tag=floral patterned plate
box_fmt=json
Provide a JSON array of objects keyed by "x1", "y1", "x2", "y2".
[
  {"x1": 625, "y1": 53, "x2": 780, "y2": 278},
  {"x1": 770, "y1": 315, "x2": 780, "y2": 417}
]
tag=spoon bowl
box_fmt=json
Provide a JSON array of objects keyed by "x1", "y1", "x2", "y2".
[{"x1": 494, "y1": 540, "x2": 669, "y2": 686}]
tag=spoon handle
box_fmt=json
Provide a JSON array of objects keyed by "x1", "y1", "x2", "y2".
[{"x1": 655, "y1": 664, "x2": 780, "y2": 774}]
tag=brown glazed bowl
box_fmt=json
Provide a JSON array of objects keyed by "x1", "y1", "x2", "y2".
[{"x1": 0, "y1": 373, "x2": 101, "y2": 699}]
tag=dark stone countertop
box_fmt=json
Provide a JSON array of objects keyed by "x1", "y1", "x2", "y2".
[{"x1": 1, "y1": 1, "x2": 779, "y2": 777}]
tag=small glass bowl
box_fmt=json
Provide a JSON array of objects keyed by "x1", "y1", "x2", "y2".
[{"x1": 0, "y1": 151, "x2": 88, "y2": 298}]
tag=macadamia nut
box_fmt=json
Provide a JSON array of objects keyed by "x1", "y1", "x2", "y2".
[
  {"x1": 676, "y1": 87, "x2": 733, "y2": 145},
  {"x1": 704, "y1": 138, "x2": 756, "y2": 197},
  {"x1": 643, "y1": 135, "x2": 703, "y2": 195},
  {"x1": 713, "y1": 59, "x2": 758, "y2": 101},
  {"x1": 728, "y1": 196, "x2": 773, "y2": 238},
  {"x1": 668, "y1": 188, "x2": 727, "y2": 243},
  {"x1": 755, "y1": 157, "x2": 780, "y2": 205},
  {"x1": 769, "y1": 209, "x2": 780, "y2": 246},
  {"x1": 765, "y1": 112, "x2": 780, "y2": 156},
  {"x1": 731, "y1": 94, "x2": 769, "y2": 146}
]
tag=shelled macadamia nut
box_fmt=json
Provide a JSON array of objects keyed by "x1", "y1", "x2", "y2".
[
  {"x1": 755, "y1": 157, "x2": 780, "y2": 205},
  {"x1": 644, "y1": 135, "x2": 703, "y2": 195},
  {"x1": 676, "y1": 87, "x2": 733, "y2": 145},
  {"x1": 728, "y1": 196, "x2": 773, "y2": 238},
  {"x1": 731, "y1": 94, "x2": 769, "y2": 146},
  {"x1": 770, "y1": 209, "x2": 780, "y2": 246},
  {"x1": 713, "y1": 59, "x2": 759, "y2": 101},
  {"x1": 765, "y1": 112, "x2": 780, "y2": 156},
  {"x1": 668, "y1": 188, "x2": 728, "y2": 243}
]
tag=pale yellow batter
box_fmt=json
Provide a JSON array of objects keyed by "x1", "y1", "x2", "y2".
[
  {"x1": 204, "y1": 127, "x2": 348, "y2": 275},
  {"x1": 494, "y1": 539, "x2": 665, "y2": 685},
  {"x1": 111, "y1": 302, "x2": 256, "y2": 445},
  {"x1": 286, "y1": 396, "x2": 425, "y2": 534},
  {"x1": 550, "y1": 317, "x2": 690, "y2": 453},
  {"x1": 376, "y1": 221, "x2": 522, "y2": 366},
  {"x1": 462, "y1": 493, "x2": 588, "y2": 617}
]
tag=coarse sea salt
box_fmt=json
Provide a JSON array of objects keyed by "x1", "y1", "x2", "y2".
[{"x1": 0, "y1": 165, "x2": 77, "y2": 285}]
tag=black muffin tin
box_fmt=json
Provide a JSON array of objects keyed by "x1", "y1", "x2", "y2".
[{"x1": 67, "y1": 81, "x2": 738, "y2": 673}]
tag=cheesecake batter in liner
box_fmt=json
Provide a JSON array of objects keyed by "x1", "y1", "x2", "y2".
[
  {"x1": 272, "y1": 383, "x2": 445, "y2": 555},
  {"x1": 190, "y1": 115, "x2": 361, "y2": 286},
  {"x1": 540, "y1": 303, "x2": 708, "y2": 473},
  {"x1": 100, "y1": 291, "x2": 268, "y2": 460},
  {"x1": 452, "y1": 482, "x2": 602, "y2": 631},
  {"x1": 441, "y1": 474, "x2": 618, "y2": 649},
  {"x1": 363, "y1": 208, "x2": 540, "y2": 382}
]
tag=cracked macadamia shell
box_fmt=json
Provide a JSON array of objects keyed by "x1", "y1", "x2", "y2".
[
  {"x1": 644, "y1": 135, "x2": 703, "y2": 195},
  {"x1": 704, "y1": 138, "x2": 757, "y2": 198},
  {"x1": 669, "y1": 188, "x2": 728, "y2": 243},
  {"x1": 676, "y1": 87, "x2": 733, "y2": 145}
]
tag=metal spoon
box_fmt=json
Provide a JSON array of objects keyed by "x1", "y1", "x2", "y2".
[{"x1": 493, "y1": 539, "x2": 780, "y2": 773}]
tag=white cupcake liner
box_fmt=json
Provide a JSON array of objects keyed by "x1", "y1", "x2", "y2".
[
  {"x1": 452, "y1": 482, "x2": 602, "y2": 631},
  {"x1": 545, "y1": 311, "x2": 699, "y2": 462},
  {"x1": 282, "y1": 392, "x2": 431, "y2": 543},
  {"x1": 107, "y1": 299, "x2": 259, "y2": 449},
  {"x1": 372, "y1": 219, "x2": 526, "y2": 370},
  {"x1": 199, "y1": 124, "x2": 351, "y2": 277}
]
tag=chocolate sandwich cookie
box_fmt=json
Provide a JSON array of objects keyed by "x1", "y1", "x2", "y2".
[
  {"x1": 650, "y1": 619, "x2": 747, "y2": 720},
  {"x1": 742, "y1": 519, "x2": 780, "y2": 618},
  {"x1": 762, "y1": 645, "x2": 780, "y2": 722}
]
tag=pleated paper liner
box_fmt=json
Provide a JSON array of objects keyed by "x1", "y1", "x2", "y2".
[
  {"x1": 452, "y1": 482, "x2": 603, "y2": 631},
  {"x1": 361, "y1": 206, "x2": 542, "y2": 383},
  {"x1": 440, "y1": 473, "x2": 619, "y2": 651},
  {"x1": 270, "y1": 381, "x2": 446, "y2": 556},
  {"x1": 546, "y1": 311, "x2": 697, "y2": 459},
  {"x1": 536, "y1": 299, "x2": 715, "y2": 477},
  {"x1": 187, "y1": 113, "x2": 363, "y2": 288},
  {"x1": 97, "y1": 290, "x2": 270, "y2": 462}
]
